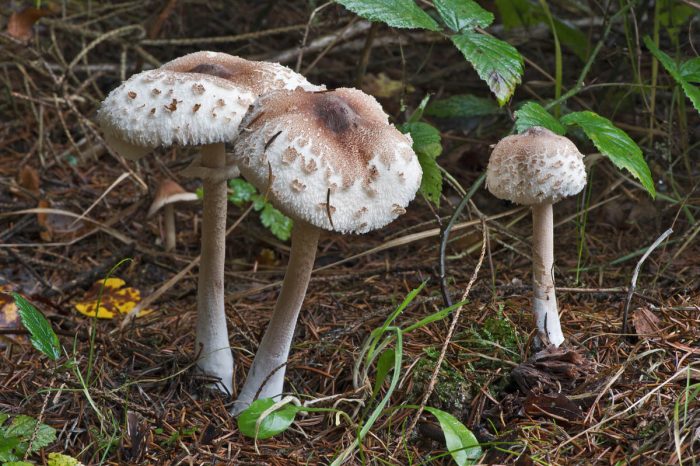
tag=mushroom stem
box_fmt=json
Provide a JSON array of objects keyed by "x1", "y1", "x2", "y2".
[
  {"x1": 531, "y1": 203, "x2": 565, "y2": 347},
  {"x1": 232, "y1": 221, "x2": 320, "y2": 415},
  {"x1": 195, "y1": 142, "x2": 234, "y2": 393},
  {"x1": 164, "y1": 203, "x2": 176, "y2": 251}
]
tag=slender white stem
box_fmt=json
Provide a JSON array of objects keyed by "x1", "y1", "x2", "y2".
[
  {"x1": 195, "y1": 143, "x2": 234, "y2": 393},
  {"x1": 164, "y1": 203, "x2": 176, "y2": 251},
  {"x1": 232, "y1": 221, "x2": 320, "y2": 415},
  {"x1": 531, "y1": 203, "x2": 565, "y2": 347}
]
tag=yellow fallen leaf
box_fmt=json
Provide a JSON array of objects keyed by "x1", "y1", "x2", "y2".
[
  {"x1": 0, "y1": 284, "x2": 27, "y2": 347},
  {"x1": 74, "y1": 278, "x2": 153, "y2": 319}
]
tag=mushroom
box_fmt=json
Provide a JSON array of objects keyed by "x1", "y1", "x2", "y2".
[
  {"x1": 231, "y1": 88, "x2": 422, "y2": 414},
  {"x1": 98, "y1": 51, "x2": 322, "y2": 394},
  {"x1": 147, "y1": 179, "x2": 198, "y2": 251},
  {"x1": 486, "y1": 126, "x2": 586, "y2": 347}
]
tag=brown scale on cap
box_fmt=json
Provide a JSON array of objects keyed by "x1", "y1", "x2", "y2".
[{"x1": 247, "y1": 88, "x2": 398, "y2": 189}]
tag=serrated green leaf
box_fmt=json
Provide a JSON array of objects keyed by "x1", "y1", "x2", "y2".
[
  {"x1": 434, "y1": 0, "x2": 493, "y2": 32},
  {"x1": 400, "y1": 122, "x2": 443, "y2": 205},
  {"x1": 5, "y1": 416, "x2": 55, "y2": 454},
  {"x1": 335, "y1": 0, "x2": 440, "y2": 31},
  {"x1": 426, "y1": 94, "x2": 499, "y2": 118},
  {"x1": 560, "y1": 111, "x2": 655, "y2": 197},
  {"x1": 400, "y1": 122, "x2": 442, "y2": 159},
  {"x1": 514, "y1": 102, "x2": 566, "y2": 135},
  {"x1": 11, "y1": 294, "x2": 60, "y2": 361},
  {"x1": 423, "y1": 407, "x2": 482, "y2": 465},
  {"x1": 260, "y1": 204, "x2": 293, "y2": 242},
  {"x1": 237, "y1": 398, "x2": 298, "y2": 440},
  {"x1": 680, "y1": 57, "x2": 700, "y2": 83},
  {"x1": 451, "y1": 31, "x2": 523, "y2": 105},
  {"x1": 644, "y1": 36, "x2": 700, "y2": 114},
  {"x1": 228, "y1": 178, "x2": 257, "y2": 206},
  {"x1": 47, "y1": 452, "x2": 84, "y2": 466}
]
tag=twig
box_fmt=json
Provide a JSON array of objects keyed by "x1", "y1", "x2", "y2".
[
  {"x1": 399, "y1": 218, "x2": 488, "y2": 455},
  {"x1": 620, "y1": 228, "x2": 673, "y2": 334},
  {"x1": 439, "y1": 173, "x2": 486, "y2": 308}
]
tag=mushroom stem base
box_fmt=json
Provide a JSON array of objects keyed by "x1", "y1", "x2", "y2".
[
  {"x1": 532, "y1": 203, "x2": 565, "y2": 347},
  {"x1": 232, "y1": 221, "x2": 320, "y2": 415},
  {"x1": 195, "y1": 143, "x2": 234, "y2": 394}
]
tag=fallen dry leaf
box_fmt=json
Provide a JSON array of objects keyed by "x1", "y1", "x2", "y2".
[
  {"x1": 0, "y1": 284, "x2": 27, "y2": 347},
  {"x1": 362, "y1": 72, "x2": 414, "y2": 99},
  {"x1": 74, "y1": 278, "x2": 152, "y2": 319},
  {"x1": 6, "y1": 7, "x2": 51, "y2": 42},
  {"x1": 523, "y1": 392, "x2": 584, "y2": 423},
  {"x1": 632, "y1": 307, "x2": 661, "y2": 337},
  {"x1": 18, "y1": 165, "x2": 40, "y2": 194}
]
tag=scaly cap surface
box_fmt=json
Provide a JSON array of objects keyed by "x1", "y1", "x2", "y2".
[
  {"x1": 234, "y1": 88, "x2": 422, "y2": 234},
  {"x1": 486, "y1": 127, "x2": 586, "y2": 205}
]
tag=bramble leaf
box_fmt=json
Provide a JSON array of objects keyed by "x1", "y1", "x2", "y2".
[
  {"x1": 644, "y1": 36, "x2": 700, "y2": 114},
  {"x1": 560, "y1": 111, "x2": 655, "y2": 197},
  {"x1": 514, "y1": 102, "x2": 566, "y2": 135},
  {"x1": 434, "y1": 0, "x2": 493, "y2": 32},
  {"x1": 12, "y1": 294, "x2": 60, "y2": 360},
  {"x1": 401, "y1": 122, "x2": 443, "y2": 205},
  {"x1": 335, "y1": 0, "x2": 440, "y2": 31},
  {"x1": 451, "y1": 31, "x2": 523, "y2": 105}
]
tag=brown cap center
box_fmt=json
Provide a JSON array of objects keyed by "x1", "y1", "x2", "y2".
[
  {"x1": 314, "y1": 94, "x2": 357, "y2": 134},
  {"x1": 187, "y1": 63, "x2": 234, "y2": 79}
]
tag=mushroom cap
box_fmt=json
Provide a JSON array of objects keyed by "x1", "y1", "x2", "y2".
[
  {"x1": 98, "y1": 51, "x2": 323, "y2": 160},
  {"x1": 234, "y1": 88, "x2": 422, "y2": 234},
  {"x1": 147, "y1": 179, "x2": 199, "y2": 217},
  {"x1": 486, "y1": 127, "x2": 586, "y2": 205}
]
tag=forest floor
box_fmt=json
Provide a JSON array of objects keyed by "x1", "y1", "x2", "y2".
[{"x1": 0, "y1": 1, "x2": 699, "y2": 465}]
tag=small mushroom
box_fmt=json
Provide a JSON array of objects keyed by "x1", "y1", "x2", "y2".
[
  {"x1": 486, "y1": 127, "x2": 586, "y2": 347},
  {"x1": 147, "y1": 179, "x2": 198, "y2": 251},
  {"x1": 231, "y1": 88, "x2": 422, "y2": 414},
  {"x1": 98, "y1": 51, "x2": 322, "y2": 394}
]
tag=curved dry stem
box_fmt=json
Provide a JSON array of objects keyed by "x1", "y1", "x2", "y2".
[
  {"x1": 195, "y1": 143, "x2": 234, "y2": 393},
  {"x1": 532, "y1": 203, "x2": 565, "y2": 347},
  {"x1": 232, "y1": 221, "x2": 320, "y2": 415}
]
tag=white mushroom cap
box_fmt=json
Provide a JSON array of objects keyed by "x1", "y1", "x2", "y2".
[
  {"x1": 98, "y1": 51, "x2": 323, "y2": 160},
  {"x1": 486, "y1": 127, "x2": 587, "y2": 205},
  {"x1": 147, "y1": 179, "x2": 199, "y2": 217},
  {"x1": 234, "y1": 88, "x2": 422, "y2": 234}
]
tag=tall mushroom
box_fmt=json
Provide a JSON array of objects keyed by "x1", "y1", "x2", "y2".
[
  {"x1": 231, "y1": 88, "x2": 422, "y2": 414},
  {"x1": 486, "y1": 126, "x2": 586, "y2": 347},
  {"x1": 98, "y1": 51, "x2": 322, "y2": 393}
]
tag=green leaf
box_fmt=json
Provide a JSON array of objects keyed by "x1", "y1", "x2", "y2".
[
  {"x1": 680, "y1": 57, "x2": 700, "y2": 83},
  {"x1": 644, "y1": 36, "x2": 700, "y2": 114},
  {"x1": 426, "y1": 94, "x2": 499, "y2": 118},
  {"x1": 0, "y1": 414, "x2": 8, "y2": 424},
  {"x1": 260, "y1": 204, "x2": 293, "y2": 242},
  {"x1": 451, "y1": 31, "x2": 523, "y2": 105},
  {"x1": 514, "y1": 102, "x2": 566, "y2": 135},
  {"x1": 423, "y1": 407, "x2": 482, "y2": 465},
  {"x1": 237, "y1": 398, "x2": 298, "y2": 440},
  {"x1": 0, "y1": 436, "x2": 21, "y2": 462},
  {"x1": 228, "y1": 178, "x2": 257, "y2": 206},
  {"x1": 372, "y1": 349, "x2": 395, "y2": 397},
  {"x1": 3, "y1": 461, "x2": 34, "y2": 466},
  {"x1": 560, "y1": 111, "x2": 655, "y2": 197},
  {"x1": 433, "y1": 0, "x2": 493, "y2": 32},
  {"x1": 11, "y1": 294, "x2": 60, "y2": 361},
  {"x1": 5, "y1": 416, "x2": 56, "y2": 453},
  {"x1": 250, "y1": 194, "x2": 266, "y2": 212},
  {"x1": 400, "y1": 122, "x2": 443, "y2": 205},
  {"x1": 335, "y1": 0, "x2": 440, "y2": 31},
  {"x1": 47, "y1": 452, "x2": 84, "y2": 466}
]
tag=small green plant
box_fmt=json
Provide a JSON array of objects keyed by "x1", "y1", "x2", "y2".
[
  {"x1": 644, "y1": 36, "x2": 700, "y2": 114},
  {"x1": 226, "y1": 178, "x2": 293, "y2": 241},
  {"x1": 237, "y1": 283, "x2": 483, "y2": 465},
  {"x1": 0, "y1": 413, "x2": 56, "y2": 463}
]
